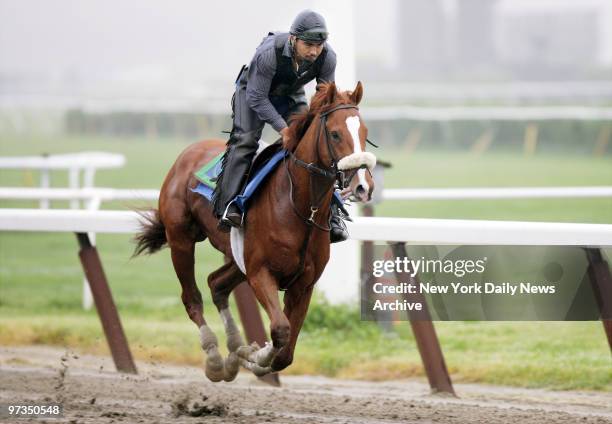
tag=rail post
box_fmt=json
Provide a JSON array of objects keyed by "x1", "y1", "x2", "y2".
[
  {"x1": 389, "y1": 242, "x2": 455, "y2": 396},
  {"x1": 584, "y1": 248, "x2": 612, "y2": 353},
  {"x1": 75, "y1": 232, "x2": 137, "y2": 374}
]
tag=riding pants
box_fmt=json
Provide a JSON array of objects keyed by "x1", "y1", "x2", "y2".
[{"x1": 212, "y1": 67, "x2": 307, "y2": 218}]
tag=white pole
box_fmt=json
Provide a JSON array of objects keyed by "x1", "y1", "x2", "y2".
[
  {"x1": 81, "y1": 167, "x2": 98, "y2": 310},
  {"x1": 82, "y1": 196, "x2": 102, "y2": 310},
  {"x1": 68, "y1": 167, "x2": 80, "y2": 209},
  {"x1": 39, "y1": 168, "x2": 50, "y2": 209},
  {"x1": 83, "y1": 167, "x2": 96, "y2": 188}
]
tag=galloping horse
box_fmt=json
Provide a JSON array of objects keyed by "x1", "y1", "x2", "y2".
[{"x1": 133, "y1": 82, "x2": 376, "y2": 381}]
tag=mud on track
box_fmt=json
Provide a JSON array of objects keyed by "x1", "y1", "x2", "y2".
[{"x1": 1, "y1": 346, "x2": 611, "y2": 424}]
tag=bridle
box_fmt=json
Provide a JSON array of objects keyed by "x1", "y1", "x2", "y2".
[
  {"x1": 285, "y1": 103, "x2": 365, "y2": 231},
  {"x1": 280, "y1": 103, "x2": 366, "y2": 291}
]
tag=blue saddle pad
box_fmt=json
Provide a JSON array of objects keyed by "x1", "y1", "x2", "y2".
[
  {"x1": 191, "y1": 146, "x2": 345, "y2": 214},
  {"x1": 191, "y1": 149, "x2": 288, "y2": 212}
]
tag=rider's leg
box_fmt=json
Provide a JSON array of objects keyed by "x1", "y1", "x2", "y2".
[
  {"x1": 217, "y1": 129, "x2": 262, "y2": 228},
  {"x1": 213, "y1": 79, "x2": 264, "y2": 231}
]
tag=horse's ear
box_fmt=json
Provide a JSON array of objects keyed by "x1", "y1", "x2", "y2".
[
  {"x1": 325, "y1": 82, "x2": 337, "y2": 104},
  {"x1": 351, "y1": 81, "x2": 363, "y2": 105}
]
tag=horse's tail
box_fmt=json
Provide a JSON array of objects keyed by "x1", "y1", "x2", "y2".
[{"x1": 132, "y1": 208, "x2": 167, "y2": 256}]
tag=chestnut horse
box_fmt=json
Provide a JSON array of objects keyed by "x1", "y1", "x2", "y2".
[{"x1": 133, "y1": 82, "x2": 376, "y2": 381}]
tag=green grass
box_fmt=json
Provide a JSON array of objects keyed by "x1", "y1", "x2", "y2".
[
  {"x1": 1, "y1": 134, "x2": 611, "y2": 391},
  {"x1": 376, "y1": 150, "x2": 612, "y2": 223}
]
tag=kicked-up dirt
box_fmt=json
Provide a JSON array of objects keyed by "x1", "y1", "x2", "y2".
[{"x1": 0, "y1": 346, "x2": 610, "y2": 423}]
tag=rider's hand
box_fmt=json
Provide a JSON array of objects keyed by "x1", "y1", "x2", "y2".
[{"x1": 280, "y1": 127, "x2": 290, "y2": 144}]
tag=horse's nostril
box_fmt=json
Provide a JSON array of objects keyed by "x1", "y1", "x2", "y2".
[{"x1": 356, "y1": 184, "x2": 366, "y2": 195}]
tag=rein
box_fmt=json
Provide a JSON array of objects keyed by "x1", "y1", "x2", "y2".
[
  {"x1": 285, "y1": 103, "x2": 359, "y2": 229},
  {"x1": 280, "y1": 103, "x2": 359, "y2": 291}
]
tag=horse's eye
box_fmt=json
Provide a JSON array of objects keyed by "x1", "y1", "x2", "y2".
[{"x1": 330, "y1": 131, "x2": 341, "y2": 142}]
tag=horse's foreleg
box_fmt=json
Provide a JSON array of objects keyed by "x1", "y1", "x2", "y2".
[
  {"x1": 271, "y1": 283, "x2": 315, "y2": 372},
  {"x1": 238, "y1": 267, "x2": 289, "y2": 374}
]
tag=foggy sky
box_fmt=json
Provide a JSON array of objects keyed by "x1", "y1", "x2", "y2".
[{"x1": 1, "y1": 0, "x2": 610, "y2": 87}]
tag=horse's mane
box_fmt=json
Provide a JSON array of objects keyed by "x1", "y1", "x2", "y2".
[{"x1": 284, "y1": 83, "x2": 354, "y2": 152}]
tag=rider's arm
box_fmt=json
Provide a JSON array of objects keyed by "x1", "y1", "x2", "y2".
[
  {"x1": 246, "y1": 49, "x2": 287, "y2": 133},
  {"x1": 317, "y1": 47, "x2": 336, "y2": 84}
]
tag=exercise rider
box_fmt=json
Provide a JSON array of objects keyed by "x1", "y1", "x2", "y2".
[{"x1": 212, "y1": 9, "x2": 350, "y2": 243}]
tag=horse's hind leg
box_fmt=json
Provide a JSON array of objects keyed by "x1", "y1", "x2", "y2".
[
  {"x1": 169, "y1": 240, "x2": 204, "y2": 327},
  {"x1": 167, "y1": 232, "x2": 229, "y2": 382},
  {"x1": 208, "y1": 259, "x2": 246, "y2": 350},
  {"x1": 206, "y1": 259, "x2": 247, "y2": 381}
]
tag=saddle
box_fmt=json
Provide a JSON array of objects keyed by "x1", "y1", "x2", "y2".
[
  {"x1": 192, "y1": 139, "x2": 345, "y2": 217},
  {"x1": 192, "y1": 140, "x2": 286, "y2": 212}
]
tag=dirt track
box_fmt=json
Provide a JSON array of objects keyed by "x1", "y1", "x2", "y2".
[{"x1": 0, "y1": 346, "x2": 610, "y2": 424}]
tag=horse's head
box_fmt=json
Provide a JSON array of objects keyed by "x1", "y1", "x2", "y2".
[
  {"x1": 320, "y1": 82, "x2": 376, "y2": 202},
  {"x1": 288, "y1": 81, "x2": 376, "y2": 203}
]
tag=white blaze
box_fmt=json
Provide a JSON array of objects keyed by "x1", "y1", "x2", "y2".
[{"x1": 345, "y1": 116, "x2": 369, "y2": 193}]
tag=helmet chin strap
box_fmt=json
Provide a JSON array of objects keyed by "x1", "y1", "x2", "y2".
[{"x1": 290, "y1": 38, "x2": 300, "y2": 71}]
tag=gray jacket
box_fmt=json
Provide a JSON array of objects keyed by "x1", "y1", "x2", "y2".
[{"x1": 243, "y1": 33, "x2": 336, "y2": 132}]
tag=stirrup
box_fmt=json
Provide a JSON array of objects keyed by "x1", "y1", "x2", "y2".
[{"x1": 220, "y1": 201, "x2": 243, "y2": 230}]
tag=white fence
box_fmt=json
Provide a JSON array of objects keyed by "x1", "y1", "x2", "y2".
[
  {"x1": 3, "y1": 186, "x2": 612, "y2": 204},
  {"x1": 2, "y1": 208, "x2": 611, "y2": 306},
  {"x1": 382, "y1": 186, "x2": 612, "y2": 201},
  {"x1": 362, "y1": 106, "x2": 612, "y2": 122},
  {"x1": 0, "y1": 187, "x2": 159, "y2": 202},
  {"x1": 2, "y1": 209, "x2": 611, "y2": 246},
  {"x1": 0, "y1": 152, "x2": 125, "y2": 209},
  {"x1": 2, "y1": 185, "x2": 612, "y2": 304}
]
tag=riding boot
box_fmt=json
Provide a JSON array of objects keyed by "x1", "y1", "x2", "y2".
[
  {"x1": 329, "y1": 202, "x2": 349, "y2": 243},
  {"x1": 213, "y1": 133, "x2": 257, "y2": 232}
]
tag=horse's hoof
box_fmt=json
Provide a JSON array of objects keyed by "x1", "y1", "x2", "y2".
[
  {"x1": 236, "y1": 344, "x2": 258, "y2": 360},
  {"x1": 223, "y1": 352, "x2": 240, "y2": 382},
  {"x1": 205, "y1": 350, "x2": 225, "y2": 382},
  {"x1": 239, "y1": 358, "x2": 272, "y2": 377},
  {"x1": 205, "y1": 368, "x2": 225, "y2": 382}
]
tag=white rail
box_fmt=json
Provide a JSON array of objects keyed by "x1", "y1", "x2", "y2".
[
  {"x1": 1, "y1": 209, "x2": 610, "y2": 246},
  {"x1": 0, "y1": 187, "x2": 159, "y2": 202},
  {"x1": 0, "y1": 152, "x2": 125, "y2": 170},
  {"x1": 2, "y1": 186, "x2": 612, "y2": 204},
  {"x1": 382, "y1": 186, "x2": 612, "y2": 201},
  {"x1": 361, "y1": 106, "x2": 612, "y2": 121}
]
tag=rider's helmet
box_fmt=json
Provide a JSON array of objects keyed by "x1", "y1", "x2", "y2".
[{"x1": 290, "y1": 10, "x2": 328, "y2": 43}]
